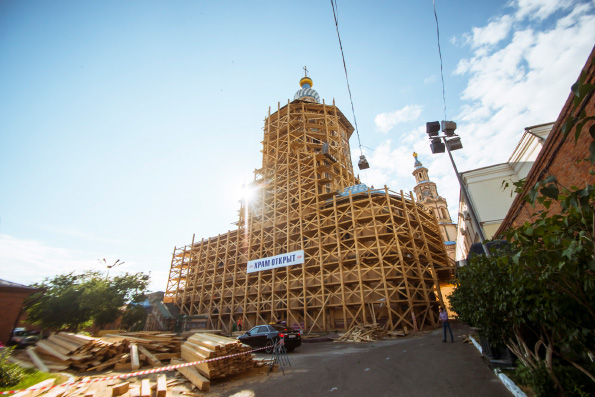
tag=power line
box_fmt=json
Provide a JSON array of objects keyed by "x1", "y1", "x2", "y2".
[
  {"x1": 330, "y1": 0, "x2": 363, "y2": 156},
  {"x1": 432, "y1": 0, "x2": 447, "y2": 121}
]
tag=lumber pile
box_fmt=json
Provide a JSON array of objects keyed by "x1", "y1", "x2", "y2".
[
  {"x1": 336, "y1": 324, "x2": 387, "y2": 342},
  {"x1": 20, "y1": 331, "x2": 183, "y2": 373},
  {"x1": 9, "y1": 374, "x2": 187, "y2": 397},
  {"x1": 179, "y1": 332, "x2": 257, "y2": 381}
]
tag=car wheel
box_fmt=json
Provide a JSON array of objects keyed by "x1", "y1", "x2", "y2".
[{"x1": 265, "y1": 340, "x2": 275, "y2": 354}]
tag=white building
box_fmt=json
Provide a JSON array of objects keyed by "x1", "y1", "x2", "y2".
[{"x1": 455, "y1": 123, "x2": 553, "y2": 262}]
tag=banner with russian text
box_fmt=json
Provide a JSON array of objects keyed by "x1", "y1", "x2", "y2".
[{"x1": 247, "y1": 250, "x2": 305, "y2": 273}]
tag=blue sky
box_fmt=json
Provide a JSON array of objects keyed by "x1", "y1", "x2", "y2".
[{"x1": 1, "y1": 0, "x2": 594, "y2": 292}]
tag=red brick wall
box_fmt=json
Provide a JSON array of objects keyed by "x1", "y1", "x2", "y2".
[
  {"x1": 0, "y1": 291, "x2": 29, "y2": 345},
  {"x1": 498, "y1": 45, "x2": 595, "y2": 233}
]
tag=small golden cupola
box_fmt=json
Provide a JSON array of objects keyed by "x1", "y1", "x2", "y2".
[{"x1": 294, "y1": 69, "x2": 320, "y2": 103}]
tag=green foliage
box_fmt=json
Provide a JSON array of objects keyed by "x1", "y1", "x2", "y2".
[
  {"x1": 121, "y1": 304, "x2": 148, "y2": 332},
  {"x1": 0, "y1": 347, "x2": 25, "y2": 388},
  {"x1": 451, "y1": 181, "x2": 595, "y2": 393},
  {"x1": 26, "y1": 270, "x2": 150, "y2": 332},
  {"x1": 515, "y1": 362, "x2": 557, "y2": 397},
  {"x1": 515, "y1": 360, "x2": 595, "y2": 397},
  {"x1": 0, "y1": 368, "x2": 66, "y2": 392}
]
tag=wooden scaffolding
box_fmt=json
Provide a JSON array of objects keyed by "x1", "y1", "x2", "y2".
[{"x1": 165, "y1": 98, "x2": 454, "y2": 333}]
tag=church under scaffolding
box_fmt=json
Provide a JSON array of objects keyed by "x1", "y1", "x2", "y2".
[{"x1": 164, "y1": 76, "x2": 455, "y2": 333}]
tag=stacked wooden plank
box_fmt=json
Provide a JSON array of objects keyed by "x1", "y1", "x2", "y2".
[
  {"x1": 95, "y1": 331, "x2": 184, "y2": 372},
  {"x1": 336, "y1": 324, "x2": 387, "y2": 342},
  {"x1": 9, "y1": 374, "x2": 185, "y2": 397},
  {"x1": 179, "y1": 333, "x2": 256, "y2": 381},
  {"x1": 16, "y1": 331, "x2": 182, "y2": 373}
]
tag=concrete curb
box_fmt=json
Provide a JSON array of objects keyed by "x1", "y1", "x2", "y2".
[{"x1": 468, "y1": 335, "x2": 527, "y2": 397}]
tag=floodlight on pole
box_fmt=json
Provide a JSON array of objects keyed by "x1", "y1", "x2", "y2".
[
  {"x1": 441, "y1": 120, "x2": 457, "y2": 136},
  {"x1": 425, "y1": 121, "x2": 490, "y2": 257}
]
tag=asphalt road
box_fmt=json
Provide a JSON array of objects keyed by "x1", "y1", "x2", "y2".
[{"x1": 210, "y1": 321, "x2": 512, "y2": 397}]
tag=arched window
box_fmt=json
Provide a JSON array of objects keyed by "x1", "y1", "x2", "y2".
[{"x1": 441, "y1": 207, "x2": 448, "y2": 219}]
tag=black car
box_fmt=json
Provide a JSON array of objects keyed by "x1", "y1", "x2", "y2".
[
  {"x1": 237, "y1": 324, "x2": 301, "y2": 353},
  {"x1": 9, "y1": 328, "x2": 40, "y2": 347}
]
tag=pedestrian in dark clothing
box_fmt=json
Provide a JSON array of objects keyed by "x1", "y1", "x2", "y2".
[{"x1": 439, "y1": 307, "x2": 454, "y2": 342}]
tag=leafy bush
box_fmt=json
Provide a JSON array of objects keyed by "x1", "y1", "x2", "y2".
[
  {"x1": 0, "y1": 348, "x2": 25, "y2": 388},
  {"x1": 451, "y1": 181, "x2": 595, "y2": 394}
]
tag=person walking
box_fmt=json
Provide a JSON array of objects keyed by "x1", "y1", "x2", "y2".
[
  {"x1": 439, "y1": 307, "x2": 453, "y2": 343},
  {"x1": 237, "y1": 317, "x2": 243, "y2": 332}
]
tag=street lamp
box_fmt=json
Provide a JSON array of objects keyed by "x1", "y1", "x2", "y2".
[
  {"x1": 425, "y1": 121, "x2": 490, "y2": 257},
  {"x1": 98, "y1": 258, "x2": 125, "y2": 280}
]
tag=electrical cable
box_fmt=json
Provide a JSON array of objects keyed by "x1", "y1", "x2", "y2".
[
  {"x1": 330, "y1": 0, "x2": 363, "y2": 156},
  {"x1": 432, "y1": 0, "x2": 447, "y2": 121}
]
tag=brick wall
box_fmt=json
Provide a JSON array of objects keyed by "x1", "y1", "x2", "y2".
[
  {"x1": 0, "y1": 291, "x2": 29, "y2": 345},
  {"x1": 498, "y1": 45, "x2": 595, "y2": 233}
]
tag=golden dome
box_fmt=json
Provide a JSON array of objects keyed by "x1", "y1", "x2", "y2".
[{"x1": 299, "y1": 76, "x2": 313, "y2": 88}]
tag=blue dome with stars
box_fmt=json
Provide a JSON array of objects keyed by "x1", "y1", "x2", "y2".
[{"x1": 294, "y1": 76, "x2": 320, "y2": 103}]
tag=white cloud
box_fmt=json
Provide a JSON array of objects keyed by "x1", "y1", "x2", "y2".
[
  {"x1": 453, "y1": 3, "x2": 595, "y2": 171},
  {"x1": 374, "y1": 105, "x2": 424, "y2": 133},
  {"x1": 0, "y1": 234, "x2": 99, "y2": 286},
  {"x1": 465, "y1": 15, "x2": 513, "y2": 48},
  {"x1": 352, "y1": 134, "x2": 462, "y2": 220},
  {"x1": 0, "y1": 234, "x2": 167, "y2": 291},
  {"x1": 354, "y1": 126, "x2": 431, "y2": 189},
  {"x1": 512, "y1": 0, "x2": 574, "y2": 21}
]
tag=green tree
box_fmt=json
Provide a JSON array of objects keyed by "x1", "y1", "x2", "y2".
[
  {"x1": 26, "y1": 270, "x2": 150, "y2": 332},
  {"x1": 121, "y1": 304, "x2": 148, "y2": 332}
]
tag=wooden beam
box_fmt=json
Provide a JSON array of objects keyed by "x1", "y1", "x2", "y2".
[
  {"x1": 26, "y1": 347, "x2": 48, "y2": 372},
  {"x1": 110, "y1": 382, "x2": 129, "y2": 397},
  {"x1": 171, "y1": 358, "x2": 210, "y2": 392},
  {"x1": 137, "y1": 345, "x2": 161, "y2": 367},
  {"x1": 35, "y1": 340, "x2": 71, "y2": 362},
  {"x1": 140, "y1": 379, "x2": 150, "y2": 397},
  {"x1": 47, "y1": 334, "x2": 80, "y2": 352},
  {"x1": 130, "y1": 344, "x2": 140, "y2": 370},
  {"x1": 156, "y1": 374, "x2": 167, "y2": 397}
]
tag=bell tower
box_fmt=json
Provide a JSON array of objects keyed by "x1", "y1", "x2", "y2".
[{"x1": 412, "y1": 153, "x2": 457, "y2": 261}]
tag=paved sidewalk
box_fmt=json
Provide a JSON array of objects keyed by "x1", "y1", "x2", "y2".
[{"x1": 213, "y1": 321, "x2": 512, "y2": 397}]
